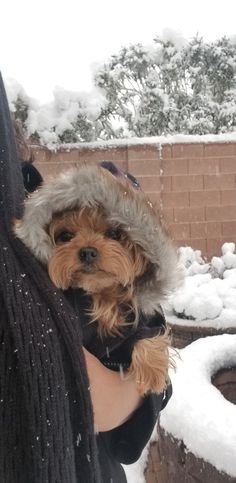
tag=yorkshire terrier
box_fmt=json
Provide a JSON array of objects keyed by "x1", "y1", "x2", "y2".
[{"x1": 14, "y1": 162, "x2": 182, "y2": 396}]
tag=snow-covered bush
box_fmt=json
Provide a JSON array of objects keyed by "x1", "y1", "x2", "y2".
[
  {"x1": 168, "y1": 243, "x2": 236, "y2": 323},
  {"x1": 25, "y1": 87, "x2": 107, "y2": 147},
  {"x1": 6, "y1": 81, "x2": 109, "y2": 148}
]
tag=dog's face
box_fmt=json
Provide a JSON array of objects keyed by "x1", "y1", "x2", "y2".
[{"x1": 47, "y1": 206, "x2": 147, "y2": 294}]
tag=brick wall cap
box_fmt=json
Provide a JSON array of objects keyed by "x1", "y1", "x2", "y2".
[{"x1": 30, "y1": 133, "x2": 236, "y2": 152}]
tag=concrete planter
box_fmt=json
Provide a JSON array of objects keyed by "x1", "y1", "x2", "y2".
[
  {"x1": 145, "y1": 425, "x2": 235, "y2": 483},
  {"x1": 168, "y1": 321, "x2": 236, "y2": 349},
  {"x1": 212, "y1": 366, "x2": 236, "y2": 404},
  {"x1": 145, "y1": 336, "x2": 236, "y2": 482}
]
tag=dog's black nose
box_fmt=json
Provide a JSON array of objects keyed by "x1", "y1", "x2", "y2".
[{"x1": 79, "y1": 247, "x2": 98, "y2": 264}]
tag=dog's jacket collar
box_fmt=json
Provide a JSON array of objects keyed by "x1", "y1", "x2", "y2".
[
  {"x1": 64, "y1": 286, "x2": 166, "y2": 370},
  {"x1": 15, "y1": 164, "x2": 183, "y2": 314}
]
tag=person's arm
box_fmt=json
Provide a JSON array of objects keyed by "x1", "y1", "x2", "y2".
[
  {"x1": 104, "y1": 385, "x2": 172, "y2": 464},
  {"x1": 85, "y1": 307, "x2": 173, "y2": 464},
  {"x1": 83, "y1": 347, "x2": 143, "y2": 432}
]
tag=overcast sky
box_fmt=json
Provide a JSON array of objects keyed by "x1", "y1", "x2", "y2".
[{"x1": 1, "y1": 0, "x2": 236, "y2": 102}]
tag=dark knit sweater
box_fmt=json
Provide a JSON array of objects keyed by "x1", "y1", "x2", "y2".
[{"x1": 0, "y1": 75, "x2": 100, "y2": 482}]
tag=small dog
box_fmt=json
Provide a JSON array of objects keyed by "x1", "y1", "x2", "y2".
[{"x1": 14, "y1": 162, "x2": 182, "y2": 395}]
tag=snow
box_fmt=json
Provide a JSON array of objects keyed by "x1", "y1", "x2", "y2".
[
  {"x1": 32, "y1": 132, "x2": 236, "y2": 151},
  {"x1": 160, "y1": 334, "x2": 236, "y2": 477},
  {"x1": 166, "y1": 243, "x2": 236, "y2": 327},
  {"x1": 25, "y1": 86, "x2": 106, "y2": 147},
  {"x1": 167, "y1": 310, "x2": 236, "y2": 330},
  {"x1": 161, "y1": 28, "x2": 187, "y2": 50}
]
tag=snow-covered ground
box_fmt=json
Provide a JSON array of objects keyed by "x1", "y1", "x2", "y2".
[{"x1": 124, "y1": 242, "x2": 236, "y2": 482}]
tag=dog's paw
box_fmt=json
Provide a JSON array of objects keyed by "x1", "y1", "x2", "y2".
[{"x1": 128, "y1": 331, "x2": 173, "y2": 396}]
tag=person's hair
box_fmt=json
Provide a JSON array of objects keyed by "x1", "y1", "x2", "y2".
[{"x1": 12, "y1": 117, "x2": 33, "y2": 163}]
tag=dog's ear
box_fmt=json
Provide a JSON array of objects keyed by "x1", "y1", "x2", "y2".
[{"x1": 21, "y1": 161, "x2": 43, "y2": 193}]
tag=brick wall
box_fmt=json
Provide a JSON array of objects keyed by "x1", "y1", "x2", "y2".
[{"x1": 32, "y1": 141, "x2": 236, "y2": 259}]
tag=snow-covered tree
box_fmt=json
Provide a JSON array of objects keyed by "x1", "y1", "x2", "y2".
[
  {"x1": 95, "y1": 35, "x2": 236, "y2": 137},
  {"x1": 6, "y1": 79, "x2": 33, "y2": 130}
]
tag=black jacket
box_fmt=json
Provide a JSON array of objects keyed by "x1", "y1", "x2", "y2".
[{"x1": 65, "y1": 288, "x2": 172, "y2": 483}]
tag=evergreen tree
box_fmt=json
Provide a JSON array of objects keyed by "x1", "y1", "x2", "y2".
[{"x1": 95, "y1": 35, "x2": 236, "y2": 137}]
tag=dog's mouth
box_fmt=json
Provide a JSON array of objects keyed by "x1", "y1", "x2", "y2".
[
  {"x1": 73, "y1": 266, "x2": 114, "y2": 277},
  {"x1": 70, "y1": 265, "x2": 119, "y2": 291},
  {"x1": 78, "y1": 265, "x2": 97, "y2": 274}
]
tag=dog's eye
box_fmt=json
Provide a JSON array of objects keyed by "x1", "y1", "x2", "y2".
[
  {"x1": 105, "y1": 227, "x2": 122, "y2": 240},
  {"x1": 55, "y1": 231, "x2": 74, "y2": 244}
]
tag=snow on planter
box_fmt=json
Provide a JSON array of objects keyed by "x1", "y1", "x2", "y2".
[
  {"x1": 166, "y1": 243, "x2": 236, "y2": 328},
  {"x1": 160, "y1": 334, "x2": 236, "y2": 478}
]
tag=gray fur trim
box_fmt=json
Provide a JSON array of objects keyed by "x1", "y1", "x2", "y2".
[{"x1": 15, "y1": 164, "x2": 183, "y2": 313}]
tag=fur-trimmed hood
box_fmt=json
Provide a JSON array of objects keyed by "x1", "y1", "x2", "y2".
[{"x1": 15, "y1": 163, "x2": 183, "y2": 314}]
